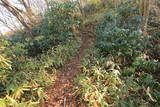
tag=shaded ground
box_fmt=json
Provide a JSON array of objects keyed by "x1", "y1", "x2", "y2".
[{"x1": 41, "y1": 29, "x2": 93, "y2": 107}]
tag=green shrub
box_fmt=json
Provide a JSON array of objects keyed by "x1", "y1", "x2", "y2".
[
  {"x1": 96, "y1": 27, "x2": 143, "y2": 58},
  {"x1": 23, "y1": 2, "x2": 81, "y2": 57},
  {"x1": 43, "y1": 1, "x2": 80, "y2": 36},
  {"x1": 26, "y1": 36, "x2": 55, "y2": 56},
  {"x1": 95, "y1": 2, "x2": 144, "y2": 60},
  {"x1": 133, "y1": 57, "x2": 160, "y2": 72},
  {"x1": 145, "y1": 32, "x2": 160, "y2": 60}
]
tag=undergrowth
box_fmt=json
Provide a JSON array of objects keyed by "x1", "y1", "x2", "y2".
[
  {"x1": 0, "y1": 1, "x2": 82, "y2": 107},
  {"x1": 75, "y1": 0, "x2": 160, "y2": 107}
]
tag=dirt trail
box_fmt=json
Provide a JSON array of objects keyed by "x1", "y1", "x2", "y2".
[{"x1": 41, "y1": 29, "x2": 92, "y2": 107}]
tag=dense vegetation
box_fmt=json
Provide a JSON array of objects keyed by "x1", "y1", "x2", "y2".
[
  {"x1": 0, "y1": 0, "x2": 159, "y2": 107},
  {"x1": 0, "y1": 2, "x2": 82, "y2": 106},
  {"x1": 75, "y1": 1, "x2": 160, "y2": 107}
]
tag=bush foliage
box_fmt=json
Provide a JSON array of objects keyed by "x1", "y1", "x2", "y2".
[
  {"x1": 0, "y1": 1, "x2": 82, "y2": 107},
  {"x1": 75, "y1": 1, "x2": 160, "y2": 107}
]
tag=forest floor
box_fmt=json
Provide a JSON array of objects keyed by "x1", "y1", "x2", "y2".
[{"x1": 41, "y1": 27, "x2": 93, "y2": 107}]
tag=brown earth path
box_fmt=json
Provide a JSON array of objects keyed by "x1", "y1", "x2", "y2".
[{"x1": 41, "y1": 28, "x2": 93, "y2": 107}]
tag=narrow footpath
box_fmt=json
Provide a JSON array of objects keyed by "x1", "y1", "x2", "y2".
[{"x1": 41, "y1": 28, "x2": 93, "y2": 107}]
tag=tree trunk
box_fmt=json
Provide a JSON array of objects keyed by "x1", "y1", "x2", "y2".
[
  {"x1": 77, "y1": 0, "x2": 86, "y2": 17},
  {"x1": 0, "y1": 0, "x2": 43, "y2": 36}
]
